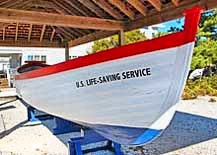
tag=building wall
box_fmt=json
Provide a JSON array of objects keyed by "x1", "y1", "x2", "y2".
[
  {"x1": 0, "y1": 46, "x2": 89, "y2": 68},
  {"x1": 21, "y1": 48, "x2": 65, "y2": 65},
  {"x1": 0, "y1": 57, "x2": 9, "y2": 71}
]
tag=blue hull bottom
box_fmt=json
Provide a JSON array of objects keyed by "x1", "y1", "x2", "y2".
[{"x1": 81, "y1": 123, "x2": 162, "y2": 145}]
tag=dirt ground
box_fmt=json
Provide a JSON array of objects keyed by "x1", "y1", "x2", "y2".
[{"x1": 0, "y1": 96, "x2": 217, "y2": 155}]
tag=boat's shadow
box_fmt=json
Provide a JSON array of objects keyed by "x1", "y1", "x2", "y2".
[
  {"x1": 41, "y1": 111, "x2": 217, "y2": 154},
  {"x1": 133, "y1": 111, "x2": 217, "y2": 154}
]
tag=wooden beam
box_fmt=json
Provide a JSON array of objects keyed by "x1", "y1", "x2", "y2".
[
  {"x1": 148, "y1": 0, "x2": 161, "y2": 11},
  {"x1": 92, "y1": 0, "x2": 124, "y2": 20},
  {"x1": 50, "y1": 28, "x2": 55, "y2": 42},
  {"x1": 28, "y1": 24, "x2": 32, "y2": 42},
  {"x1": 69, "y1": 31, "x2": 117, "y2": 47},
  {"x1": 29, "y1": 0, "x2": 56, "y2": 9},
  {"x1": 108, "y1": 0, "x2": 135, "y2": 20},
  {"x1": 52, "y1": 0, "x2": 76, "y2": 15},
  {"x1": 0, "y1": 0, "x2": 13, "y2": 6},
  {"x1": 126, "y1": 0, "x2": 217, "y2": 31},
  {"x1": 0, "y1": 40, "x2": 63, "y2": 48},
  {"x1": 0, "y1": 8, "x2": 124, "y2": 31},
  {"x1": 63, "y1": 0, "x2": 91, "y2": 16},
  {"x1": 172, "y1": 0, "x2": 179, "y2": 7},
  {"x1": 12, "y1": 0, "x2": 33, "y2": 10},
  {"x1": 77, "y1": 0, "x2": 108, "y2": 18},
  {"x1": 56, "y1": 27, "x2": 76, "y2": 39},
  {"x1": 64, "y1": 28, "x2": 82, "y2": 38},
  {"x1": 1, "y1": 0, "x2": 26, "y2": 8},
  {"x1": 127, "y1": 0, "x2": 147, "y2": 16},
  {"x1": 40, "y1": 25, "x2": 46, "y2": 42},
  {"x1": 70, "y1": 28, "x2": 86, "y2": 36},
  {"x1": 15, "y1": 23, "x2": 19, "y2": 41},
  {"x1": 56, "y1": 33, "x2": 64, "y2": 42},
  {"x1": 118, "y1": 30, "x2": 124, "y2": 46},
  {"x1": 68, "y1": 0, "x2": 217, "y2": 48}
]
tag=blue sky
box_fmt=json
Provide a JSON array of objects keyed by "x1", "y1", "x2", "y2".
[{"x1": 158, "y1": 17, "x2": 185, "y2": 32}]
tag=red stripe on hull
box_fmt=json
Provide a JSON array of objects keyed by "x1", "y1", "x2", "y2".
[{"x1": 16, "y1": 8, "x2": 202, "y2": 80}]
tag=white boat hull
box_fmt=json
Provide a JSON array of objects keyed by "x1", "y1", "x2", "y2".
[{"x1": 16, "y1": 42, "x2": 194, "y2": 144}]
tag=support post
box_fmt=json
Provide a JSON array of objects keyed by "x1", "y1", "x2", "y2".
[
  {"x1": 27, "y1": 106, "x2": 40, "y2": 122},
  {"x1": 65, "y1": 42, "x2": 70, "y2": 61},
  {"x1": 68, "y1": 129, "x2": 123, "y2": 155},
  {"x1": 52, "y1": 117, "x2": 80, "y2": 135},
  {"x1": 118, "y1": 30, "x2": 124, "y2": 46}
]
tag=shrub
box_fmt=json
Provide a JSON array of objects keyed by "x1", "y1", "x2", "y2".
[{"x1": 182, "y1": 75, "x2": 217, "y2": 100}]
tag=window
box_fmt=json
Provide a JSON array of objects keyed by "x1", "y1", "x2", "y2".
[
  {"x1": 27, "y1": 55, "x2": 33, "y2": 61},
  {"x1": 34, "y1": 55, "x2": 40, "y2": 61},
  {"x1": 41, "y1": 55, "x2": 47, "y2": 62},
  {"x1": 69, "y1": 56, "x2": 78, "y2": 60},
  {"x1": 152, "y1": 27, "x2": 158, "y2": 30}
]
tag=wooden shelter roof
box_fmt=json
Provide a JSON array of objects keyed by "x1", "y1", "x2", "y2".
[{"x1": 0, "y1": 0, "x2": 216, "y2": 48}]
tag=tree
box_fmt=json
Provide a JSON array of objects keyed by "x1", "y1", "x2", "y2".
[
  {"x1": 91, "y1": 30, "x2": 147, "y2": 53},
  {"x1": 191, "y1": 39, "x2": 217, "y2": 70},
  {"x1": 153, "y1": 31, "x2": 169, "y2": 38},
  {"x1": 197, "y1": 9, "x2": 217, "y2": 40},
  {"x1": 190, "y1": 9, "x2": 217, "y2": 69}
]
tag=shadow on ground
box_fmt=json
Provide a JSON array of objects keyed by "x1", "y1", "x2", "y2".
[
  {"x1": 0, "y1": 105, "x2": 16, "y2": 111},
  {"x1": 1, "y1": 106, "x2": 217, "y2": 155},
  {"x1": 40, "y1": 111, "x2": 217, "y2": 154},
  {"x1": 131, "y1": 111, "x2": 217, "y2": 154},
  {"x1": 0, "y1": 119, "x2": 28, "y2": 138}
]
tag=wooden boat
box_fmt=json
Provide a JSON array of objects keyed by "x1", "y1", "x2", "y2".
[{"x1": 15, "y1": 8, "x2": 202, "y2": 145}]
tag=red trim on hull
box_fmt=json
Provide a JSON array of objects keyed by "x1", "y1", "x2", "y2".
[{"x1": 16, "y1": 8, "x2": 202, "y2": 80}]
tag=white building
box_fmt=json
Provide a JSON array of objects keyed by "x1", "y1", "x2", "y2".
[
  {"x1": 140, "y1": 24, "x2": 165, "y2": 39},
  {"x1": 0, "y1": 57, "x2": 10, "y2": 71},
  {"x1": 0, "y1": 42, "x2": 92, "y2": 69},
  {"x1": 0, "y1": 43, "x2": 92, "y2": 87}
]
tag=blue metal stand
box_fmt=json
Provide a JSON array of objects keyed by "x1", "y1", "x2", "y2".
[
  {"x1": 53, "y1": 117, "x2": 123, "y2": 155},
  {"x1": 53, "y1": 117, "x2": 81, "y2": 135},
  {"x1": 27, "y1": 106, "x2": 40, "y2": 122},
  {"x1": 68, "y1": 129, "x2": 123, "y2": 155},
  {"x1": 26, "y1": 105, "x2": 124, "y2": 155},
  {"x1": 27, "y1": 106, "x2": 53, "y2": 122}
]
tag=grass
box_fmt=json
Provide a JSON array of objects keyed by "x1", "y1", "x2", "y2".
[{"x1": 182, "y1": 75, "x2": 217, "y2": 100}]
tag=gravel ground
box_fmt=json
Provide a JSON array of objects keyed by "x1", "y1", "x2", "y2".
[{"x1": 0, "y1": 96, "x2": 217, "y2": 155}]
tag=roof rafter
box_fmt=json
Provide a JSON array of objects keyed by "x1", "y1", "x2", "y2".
[
  {"x1": 15, "y1": 22, "x2": 19, "y2": 41},
  {"x1": 127, "y1": 0, "x2": 147, "y2": 17},
  {"x1": 92, "y1": 0, "x2": 124, "y2": 20},
  {"x1": 68, "y1": 0, "x2": 217, "y2": 47},
  {"x1": 28, "y1": 0, "x2": 56, "y2": 9},
  {"x1": 172, "y1": 0, "x2": 179, "y2": 7},
  {"x1": 40, "y1": 25, "x2": 46, "y2": 42},
  {"x1": 2, "y1": 26, "x2": 5, "y2": 40},
  {"x1": 148, "y1": 0, "x2": 161, "y2": 11},
  {"x1": 7, "y1": 0, "x2": 31, "y2": 9},
  {"x1": 28, "y1": 23, "x2": 32, "y2": 42},
  {"x1": 63, "y1": 0, "x2": 90, "y2": 16},
  {"x1": 52, "y1": 0, "x2": 76, "y2": 15},
  {"x1": 54, "y1": 27, "x2": 75, "y2": 40},
  {"x1": 50, "y1": 28, "x2": 55, "y2": 42},
  {"x1": 0, "y1": 8, "x2": 125, "y2": 31},
  {"x1": 77, "y1": 0, "x2": 108, "y2": 18},
  {"x1": 108, "y1": 0, "x2": 135, "y2": 20},
  {"x1": 58, "y1": 27, "x2": 78, "y2": 39},
  {"x1": 0, "y1": 0, "x2": 13, "y2": 6}
]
